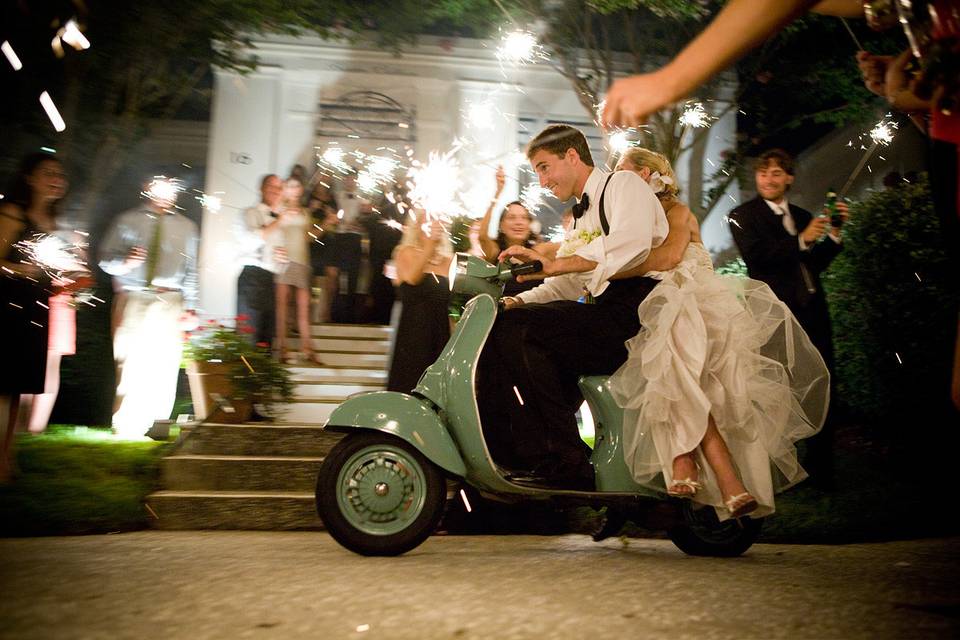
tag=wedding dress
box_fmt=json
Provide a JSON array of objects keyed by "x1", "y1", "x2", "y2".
[{"x1": 607, "y1": 243, "x2": 830, "y2": 519}]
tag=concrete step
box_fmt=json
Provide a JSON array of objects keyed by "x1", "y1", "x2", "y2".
[
  {"x1": 288, "y1": 338, "x2": 390, "y2": 354},
  {"x1": 178, "y1": 422, "x2": 344, "y2": 456},
  {"x1": 293, "y1": 381, "x2": 385, "y2": 398},
  {"x1": 287, "y1": 352, "x2": 388, "y2": 368},
  {"x1": 277, "y1": 400, "x2": 342, "y2": 425},
  {"x1": 306, "y1": 324, "x2": 392, "y2": 339},
  {"x1": 286, "y1": 366, "x2": 387, "y2": 384},
  {"x1": 147, "y1": 490, "x2": 321, "y2": 530},
  {"x1": 161, "y1": 454, "x2": 323, "y2": 491}
]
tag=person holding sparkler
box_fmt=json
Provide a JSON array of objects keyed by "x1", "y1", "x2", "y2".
[
  {"x1": 728, "y1": 150, "x2": 849, "y2": 487},
  {"x1": 1, "y1": 152, "x2": 65, "y2": 479},
  {"x1": 98, "y1": 178, "x2": 199, "y2": 438},
  {"x1": 386, "y1": 210, "x2": 453, "y2": 394},
  {"x1": 476, "y1": 166, "x2": 542, "y2": 297}
]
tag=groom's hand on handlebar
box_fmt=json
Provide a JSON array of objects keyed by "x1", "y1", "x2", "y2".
[{"x1": 498, "y1": 245, "x2": 550, "y2": 282}]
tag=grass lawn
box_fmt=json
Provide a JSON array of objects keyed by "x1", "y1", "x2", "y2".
[{"x1": 0, "y1": 426, "x2": 171, "y2": 537}]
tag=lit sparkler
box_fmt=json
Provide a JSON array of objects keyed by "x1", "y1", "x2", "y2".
[
  {"x1": 495, "y1": 29, "x2": 547, "y2": 68},
  {"x1": 200, "y1": 194, "x2": 222, "y2": 213},
  {"x1": 679, "y1": 102, "x2": 712, "y2": 129},
  {"x1": 406, "y1": 150, "x2": 464, "y2": 218},
  {"x1": 144, "y1": 177, "x2": 182, "y2": 207},
  {"x1": 16, "y1": 232, "x2": 88, "y2": 276},
  {"x1": 318, "y1": 145, "x2": 350, "y2": 173},
  {"x1": 464, "y1": 100, "x2": 497, "y2": 130},
  {"x1": 840, "y1": 115, "x2": 899, "y2": 196},
  {"x1": 608, "y1": 131, "x2": 632, "y2": 155}
]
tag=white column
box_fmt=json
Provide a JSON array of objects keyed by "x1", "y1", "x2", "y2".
[{"x1": 200, "y1": 67, "x2": 282, "y2": 319}]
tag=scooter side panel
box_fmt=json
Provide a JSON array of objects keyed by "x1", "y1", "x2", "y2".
[
  {"x1": 579, "y1": 376, "x2": 660, "y2": 497},
  {"x1": 325, "y1": 391, "x2": 467, "y2": 477}
]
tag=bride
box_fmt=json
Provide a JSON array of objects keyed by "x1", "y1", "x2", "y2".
[{"x1": 608, "y1": 147, "x2": 830, "y2": 519}]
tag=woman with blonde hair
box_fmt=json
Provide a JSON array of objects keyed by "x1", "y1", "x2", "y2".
[{"x1": 607, "y1": 147, "x2": 830, "y2": 520}]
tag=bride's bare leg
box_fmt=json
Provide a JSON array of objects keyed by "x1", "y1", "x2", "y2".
[
  {"x1": 668, "y1": 451, "x2": 700, "y2": 496},
  {"x1": 700, "y1": 415, "x2": 757, "y2": 515}
]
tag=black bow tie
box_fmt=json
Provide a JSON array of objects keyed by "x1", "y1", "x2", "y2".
[{"x1": 572, "y1": 193, "x2": 590, "y2": 219}]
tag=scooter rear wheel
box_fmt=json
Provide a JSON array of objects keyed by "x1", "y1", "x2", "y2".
[
  {"x1": 316, "y1": 431, "x2": 447, "y2": 556},
  {"x1": 668, "y1": 501, "x2": 762, "y2": 557}
]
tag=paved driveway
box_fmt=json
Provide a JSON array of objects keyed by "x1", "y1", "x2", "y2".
[{"x1": 1, "y1": 532, "x2": 957, "y2": 639}]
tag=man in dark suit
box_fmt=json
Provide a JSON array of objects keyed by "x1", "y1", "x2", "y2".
[{"x1": 729, "y1": 149, "x2": 847, "y2": 487}]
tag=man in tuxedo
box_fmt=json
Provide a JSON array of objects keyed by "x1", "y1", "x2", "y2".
[
  {"x1": 481, "y1": 124, "x2": 669, "y2": 490},
  {"x1": 728, "y1": 149, "x2": 847, "y2": 486},
  {"x1": 236, "y1": 174, "x2": 284, "y2": 347}
]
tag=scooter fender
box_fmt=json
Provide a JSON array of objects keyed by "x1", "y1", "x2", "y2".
[{"x1": 324, "y1": 391, "x2": 467, "y2": 478}]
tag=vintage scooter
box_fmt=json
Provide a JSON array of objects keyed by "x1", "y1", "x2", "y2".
[{"x1": 315, "y1": 254, "x2": 761, "y2": 557}]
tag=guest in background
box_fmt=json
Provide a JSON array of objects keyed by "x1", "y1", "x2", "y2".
[
  {"x1": 476, "y1": 166, "x2": 542, "y2": 297},
  {"x1": 0, "y1": 152, "x2": 65, "y2": 479},
  {"x1": 331, "y1": 173, "x2": 364, "y2": 322},
  {"x1": 236, "y1": 174, "x2": 283, "y2": 346},
  {"x1": 307, "y1": 180, "x2": 340, "y2": 324},
  {"x1": 386, "y1": 211, "x2": 453, "y2": 393},
  {"x1": 364, "y1": 190, "x2": 405, "y2": 325},
  {"x1": 274, "y1": 179, "x2": 322, "y2": 364},
  {"x1": 98, "y1": 177, "x2": 199, "y2": 438}
]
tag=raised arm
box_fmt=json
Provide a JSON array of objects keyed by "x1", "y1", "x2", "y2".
[
  {"x1": 394, "y1": 217, "x2": 442, "y2": 286},
  {"x1": 478, "y1": 166, "x2": 506, "y2": 262}
]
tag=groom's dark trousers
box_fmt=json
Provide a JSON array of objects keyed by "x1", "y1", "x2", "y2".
[{"x1": 480, "y1": 276, "x2": 659, "y2": 471}]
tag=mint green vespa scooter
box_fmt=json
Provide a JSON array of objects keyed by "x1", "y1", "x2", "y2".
[{"x1": 315, "y1": 254, "x2": 761, "y2": 556}]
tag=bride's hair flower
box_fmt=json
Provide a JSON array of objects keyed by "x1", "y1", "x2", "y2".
[{"x1": 647, "y1": 171, "x2": 674, "y2": 195}]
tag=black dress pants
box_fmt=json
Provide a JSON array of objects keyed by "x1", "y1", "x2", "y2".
[
  {"x1": 237, "y1": 266, "x2": 276, "y2": 347},
  {"x1": 479, "y1": 277, "x2": 659, "y2": 470}
]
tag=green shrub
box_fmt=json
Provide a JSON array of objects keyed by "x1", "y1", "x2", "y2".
[{"x1": 823, "y1": 175, "x2": 958, "y2": 420}]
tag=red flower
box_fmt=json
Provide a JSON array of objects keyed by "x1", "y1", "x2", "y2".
[
  {"x1": 236, "y1": 314, "x2": 250, "y2": 323},
  {"x1": 240, "y1": 325, "x2": 254, "y2": 334},
  {"x1": 256, "y1": 342, "x2": 269, "y2": 348}
]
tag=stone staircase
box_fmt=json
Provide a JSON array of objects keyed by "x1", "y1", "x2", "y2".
[{"x1": 147, "y1": 324, "x2": 391, "y2": 530}]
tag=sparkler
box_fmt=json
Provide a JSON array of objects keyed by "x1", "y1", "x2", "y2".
[
  {"x1": 464, "y1": 100, "x2": 497, "y2": 130},
  {"x1": 406, "y1": 149, "x2": 464, "y2": 218},
  {"x1": 200, "y1": 194, "x2": 222, "y2": 213},
  {"x1": 608, "y1": 130, "x2": 632, "y2": 155},
  {"x1": 495, "y1": 29, "x2": 548, "y2": 70},
  {"x1": 679, "y1": 101, "x2": 712, "y2": 129},
  {"x1": 144, "y1": 177, "x2": 182, "y2": 207},
  {"x1": 840, "y1": 116, "x2": 899, "y2": 197},
  {"x1": 16, "y1": 232, "x2": 88, "y2": 278}
]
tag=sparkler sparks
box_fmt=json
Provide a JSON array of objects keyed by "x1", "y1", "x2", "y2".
[
  {"x1": 464, "y1": 100, "x2": 497, "y2": 130},
  {"x1": 319, "y1": 145, "x2": 350, "y2": 173},
  {"x1": 679, "y1": 102, "x2": 712, "y2": 129},
  {"x1": 144, "y1": 177, "x2": 181, "y2": 206},
  {"x1": 39, "y1": 91, "x2": 66, "y2": 132},
  {"x1": 2, "y1": 41, "x2": 23, "y2": 70},
  {"x1": 406, "y1": 150, "x2": 463, "y2": 216},
  {"x1": 519, "y1": 183, "x2": 551, "y2": 213},
  {"x1": 608, "y1": 131, "x2": 632, "y2": 155},
  {"x1": 16, "y1": 232, "x2": 88, "y2": 276},
  {"x1": 495, "y1": 29, "x2": 547, "y2": 68},
  {"x1": 868, "y1": 117, "x2": 898, "y2": 146},
  {"x1": 200, "y1": 194, "x2": 222, "y2": 213},
  {"x1": 51, "y1": 19, "x2": 91, "y2": 57}
]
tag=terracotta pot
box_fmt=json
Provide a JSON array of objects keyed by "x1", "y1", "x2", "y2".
[{"x1": 186, "y1": 361, "x2": 254, "y2": 424}]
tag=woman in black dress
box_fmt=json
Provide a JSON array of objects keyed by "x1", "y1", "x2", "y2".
[
  {"x1": 1, "y1": 152, "x2": 66, "y2": 481},
  {"x1": 386, "y1": 212, "x2": 453, "y2": 393}
]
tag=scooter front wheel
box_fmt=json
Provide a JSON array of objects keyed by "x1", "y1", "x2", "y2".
[{"x1": 316, "y1": 431, "x2": 447, "y2": 556}]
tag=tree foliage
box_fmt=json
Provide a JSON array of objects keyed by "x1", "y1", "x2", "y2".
[{"x1": 823, "y1": 176, "x2": 958, "y2": 421}]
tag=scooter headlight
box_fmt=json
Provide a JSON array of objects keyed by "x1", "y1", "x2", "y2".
[{"x1": 448, "y1": 253, "x2": 503, "y2": 298}]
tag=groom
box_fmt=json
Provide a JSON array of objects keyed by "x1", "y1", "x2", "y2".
[{"x1": 481, "y1": 124, "x2": 668, "y2": 490}]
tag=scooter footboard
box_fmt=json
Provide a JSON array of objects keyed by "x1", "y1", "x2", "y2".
[{"x1": 324, "y1": 391, "x2": 467, "y2": 477}]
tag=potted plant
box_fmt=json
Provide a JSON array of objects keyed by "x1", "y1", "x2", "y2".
[{"x1": 184, "y1": 317, "x2": 294, "y2": 423}]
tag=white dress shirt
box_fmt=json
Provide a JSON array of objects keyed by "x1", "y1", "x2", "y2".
[
  {"x1": 518, "y1": 168, "x2": 668, "y2": 304},
  {"x1": 236, "y1": 203, "x2": 280, "y2": 272}
]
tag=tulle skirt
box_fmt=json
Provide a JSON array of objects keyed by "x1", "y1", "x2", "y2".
[{"x1": 607, "y1": 245, "x2": 830, "y2": 520}]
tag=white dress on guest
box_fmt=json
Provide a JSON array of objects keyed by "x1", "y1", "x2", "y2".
[{"x1": 607, "y1": 243, "x2": 830, "y2": 520}]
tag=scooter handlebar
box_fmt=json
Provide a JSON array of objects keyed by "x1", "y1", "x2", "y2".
[{"x1": 508, "y1": 260, "x2": 543, "y2": 278}]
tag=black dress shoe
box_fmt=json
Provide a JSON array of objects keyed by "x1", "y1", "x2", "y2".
[{"x1": 509, "y1": 462, "x2": 595, "y2": 492}]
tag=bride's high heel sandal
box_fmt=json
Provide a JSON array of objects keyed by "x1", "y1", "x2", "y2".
[
  {"x1": 667, "y1": 479, "x2": 703, "y2": 498},
  {"x1": 725, "y1": 492, "x2": 758, "y2": 518}
]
